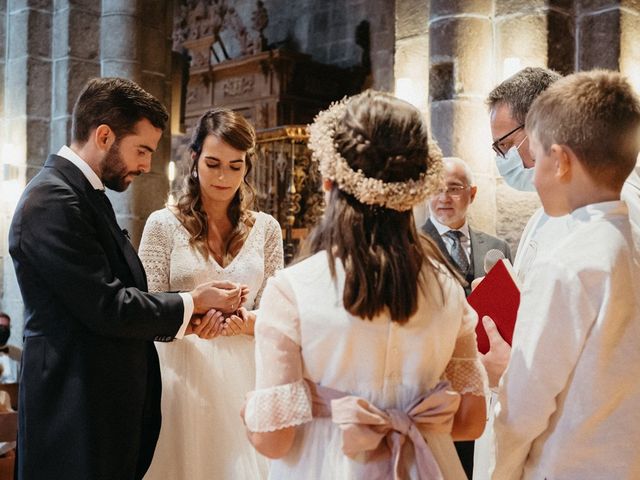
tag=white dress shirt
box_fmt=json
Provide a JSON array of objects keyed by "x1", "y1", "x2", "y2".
[
  {"x1": 493, "y1": 201, "x2": 640, "y2": 480},
  {"x1": 56, "y1": 146, "x2": 193, "y2": 338},
  {"x1": 429, "y1": 215, "x2": 472, "y2": 265}
]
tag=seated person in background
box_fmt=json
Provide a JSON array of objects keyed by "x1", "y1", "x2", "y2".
[
  {"x1": 493, "y1": 69, "x2": 640, "y2": 480},
  {"x1": 422, "y1": 157, "x2": 512, "y2": 297},
  {"x1": 0, "y1": 313, "x2": 20, "y2": 385}
]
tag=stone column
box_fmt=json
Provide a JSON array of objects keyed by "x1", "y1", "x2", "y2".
[
  {"x1": 101, "y1": 0, "x2": 174, "y2": 246},
  {"x1": 50, "y1": 0, "x2": 101, "y2": 151},
  {"x1": 577, "y1": 1, "x2": 640, "y2": 90},
  {"x1": 1, "y1": 0, "x2": 53, "y2": 340},
  {"x1": 428, "y1": 0, "x2": 496, "y2": 234},
  {"x1": 395, "y1": 0, "x2": 430, "y2": 226}
]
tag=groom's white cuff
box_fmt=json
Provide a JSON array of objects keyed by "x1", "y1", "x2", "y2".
[{"x1": 176, "y1": 292, "x2": 194, "y2": 339}]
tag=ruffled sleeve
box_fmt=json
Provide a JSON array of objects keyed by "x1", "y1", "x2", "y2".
[
  {"x1": 443, "y1": 300, "x2": 489, "y2": 396},
  {"x1": 244, "y1": 272, "x2": 313, "y2": 432},
  {"x1": 139, "y1": 210, "x2": 174, "y2": 294}
]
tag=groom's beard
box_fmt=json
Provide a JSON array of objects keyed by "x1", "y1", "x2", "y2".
[{"x1": 102, "y1": 141, "x2": 141, "y2": 192}]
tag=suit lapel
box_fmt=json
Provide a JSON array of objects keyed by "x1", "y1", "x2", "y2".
[
  {"x1": 45, "y1": 155, "x2": 148, "y2": 291},
  {"x1": 91, "y1": 189, "x2": 148, "y2": 291},
  {"x1": 422, "y1": 219, "x2": 462, "y2": 274},
  {"x1": 469, "y1": 228, "x2": 487, "y2": 277}
]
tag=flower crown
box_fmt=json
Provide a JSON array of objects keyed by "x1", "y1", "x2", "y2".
[{"x1": 308, "y1": 97, "x2": 444, "y2": 212}]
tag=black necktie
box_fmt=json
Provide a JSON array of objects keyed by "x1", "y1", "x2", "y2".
[{"x1": 444, "y1": 230, "x2": 470, "y2": 273}]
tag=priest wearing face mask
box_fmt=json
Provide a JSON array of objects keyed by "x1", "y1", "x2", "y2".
[{"x1": 0, "y1": 312, "x2": 21, "y2": 384}]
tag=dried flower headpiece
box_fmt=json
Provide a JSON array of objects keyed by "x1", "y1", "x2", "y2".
[{"x1": 308, "y1": 97, "x2": 444, "y2": 212}]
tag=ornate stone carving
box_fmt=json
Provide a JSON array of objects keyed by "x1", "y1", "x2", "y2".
[
  {"x1": 186, "y1": 76, "x2": 209, "y2": 105},
  {"x1": 222, "y1": 76, "x2": 255, "y2": 97},
  {"x1": 172, "y1": 0, "x2": 269, "y2": 59}
]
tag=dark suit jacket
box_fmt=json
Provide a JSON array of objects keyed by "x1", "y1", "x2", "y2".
[
  {"x1": 421, "y1": 218, "x2": 512, "y2": 296},
  {"x1": 9, "y1": 155, "x2": 185, "y2": 480}
]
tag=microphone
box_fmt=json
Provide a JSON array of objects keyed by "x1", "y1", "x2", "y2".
[{"x1": 483, "y1": 248, "x2": 506, "y2": 274}]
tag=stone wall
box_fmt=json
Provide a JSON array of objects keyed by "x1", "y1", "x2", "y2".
[{"x1": 201, "y1": 0, "x2": 395, "y2": 91}]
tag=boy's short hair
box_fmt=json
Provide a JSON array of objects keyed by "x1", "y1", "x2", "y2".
[
  {"x1": 72, "y1": 77, "x2": 169, "y2": 145},
  {"x1": 526, "y1": 70, "x2": 640, "y2": 189},
  {"x1": 487, "y1": 67, "x2": 562, "y2": 124}
]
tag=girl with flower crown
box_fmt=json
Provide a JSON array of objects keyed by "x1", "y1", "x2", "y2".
[
  {"x1": 139, "y1": 108, "x2": 283, "y2": 479},
  {"x1": 242, "y1": 90, "x2": 488, "y2": 479}
]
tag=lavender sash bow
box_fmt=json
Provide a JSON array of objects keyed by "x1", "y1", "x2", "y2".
[{"x1": 308, "y1": 380, "x2": 461, "y2": 480}]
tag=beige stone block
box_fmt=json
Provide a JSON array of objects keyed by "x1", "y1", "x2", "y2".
[
  {"x1": 496, "y1": 14, "x2": 549, "y2": 72},
  {"x1": 431, "y1": 0, "x2": 492, "y2": 17},
  {"x1": 431, "y1": 99, "x2": 493, "y2": 171},
  {"x1": 430, "y1": 17, "x2": 493, "y2": 95},
  {"x1": 495, "y1": 0, "x2": 547, "y2": 16},
  {"x1": 467, "y1": 170, "x2": 497, "y2": 236},
  {"x1": 396, "y1": 0, "x2": 429, "y2": 39},
  {"x1": 620, "y1": 9, "x2": 640, "y2": 91}
]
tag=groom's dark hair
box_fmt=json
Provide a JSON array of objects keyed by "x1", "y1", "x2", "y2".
[{"x1": 71, "y1": 77, "x2": 168, "y2": 144}]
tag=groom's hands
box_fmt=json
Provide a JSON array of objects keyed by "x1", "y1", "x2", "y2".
[{"x1": 189, "y1": 280, "x2": 245, "y2": 314}]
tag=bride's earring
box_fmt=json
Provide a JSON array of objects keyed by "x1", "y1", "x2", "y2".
[{"x1": 192, "y1": 170, "x2": 198, "y2": 179}]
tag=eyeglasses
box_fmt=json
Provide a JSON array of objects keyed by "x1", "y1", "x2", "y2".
[
  {"x1": 492, "y1": 124, "x2": 525, "y2": 157},
  {"x1": 436, "y1": 185, "x2": 471, "y2": 198}
]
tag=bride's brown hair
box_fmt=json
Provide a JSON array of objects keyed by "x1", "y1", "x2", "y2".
[
  {"x1": 175, "y1": 108, "x2": 256, "y2": 265},
  {"x1": 300, "y1": 90, "x2": 459, "y2": 323}
]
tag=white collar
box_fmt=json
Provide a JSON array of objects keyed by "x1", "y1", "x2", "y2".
[
  {"x1": 429, "y1": 214, "x2": 470, "y2": 239},
  {"x1": 57, "y1": 145, "x2": 105, "y2": 190},
  {"x1": 570, "y1": 200, "x2": 628, "y2": 222}
]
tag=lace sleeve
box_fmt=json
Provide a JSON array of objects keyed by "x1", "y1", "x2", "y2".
[
  {"x1": 254, "y1": 215, "x2": 284, "y2": 307},
  {"x1": 139, "y1": 210, "x2": 173, "y2": 294},
  {"x1": 443, "y1": 300, "x2": 489, "y2": 396},
  {"x1": 244, "y1": 273, "x2": 312, "y2": 432}
]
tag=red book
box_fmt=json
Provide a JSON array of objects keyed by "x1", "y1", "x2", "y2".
[{"x1": 467, "y1": 259, "x2": 520, "y2": 354}]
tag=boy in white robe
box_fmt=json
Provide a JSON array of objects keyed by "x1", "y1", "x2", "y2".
[{"x1": 492, "y1": 70, "x2": 640, "y2": 479}]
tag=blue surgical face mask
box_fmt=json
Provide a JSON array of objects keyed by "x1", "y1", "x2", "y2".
[{"x1": 496, "y1": 145, "x2": 536, "y2": 192}]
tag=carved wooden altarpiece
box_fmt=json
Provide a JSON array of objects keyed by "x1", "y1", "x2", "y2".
[{"x1": 171, "y1": 1, "x2": 363, "y2": 261}]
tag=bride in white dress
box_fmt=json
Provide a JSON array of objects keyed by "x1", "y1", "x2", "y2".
[
  {"x1": 243, "y1": 91, "x2": 488, "y2": 479},
  {"x1": 139, "y1": 108, "x2": 283, "y2": 479}
]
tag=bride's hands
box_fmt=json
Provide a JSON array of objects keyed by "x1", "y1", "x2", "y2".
[{"x1": 222, "y1": 307, "x2": 255, "y2": 336}]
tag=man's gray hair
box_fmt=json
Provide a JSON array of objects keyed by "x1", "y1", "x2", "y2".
[
  {"x1": 444, "y1": 157, "x2": 475, "y2": 186},
  {"x1": 487, "y1": 67, "x2": 562, "y2": 124}
]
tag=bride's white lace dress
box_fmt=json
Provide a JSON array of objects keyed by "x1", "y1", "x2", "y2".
[{"x1": 139, "y1": 208, "x2": 283, "y2": 480}]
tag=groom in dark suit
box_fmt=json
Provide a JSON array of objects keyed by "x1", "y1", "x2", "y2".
[
  {"x1": 9, "y1": 78, "x2": 240, "y2": 480},
  {"x1": 421, "y1": 156, "x2": 511, "y2": 478}
]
